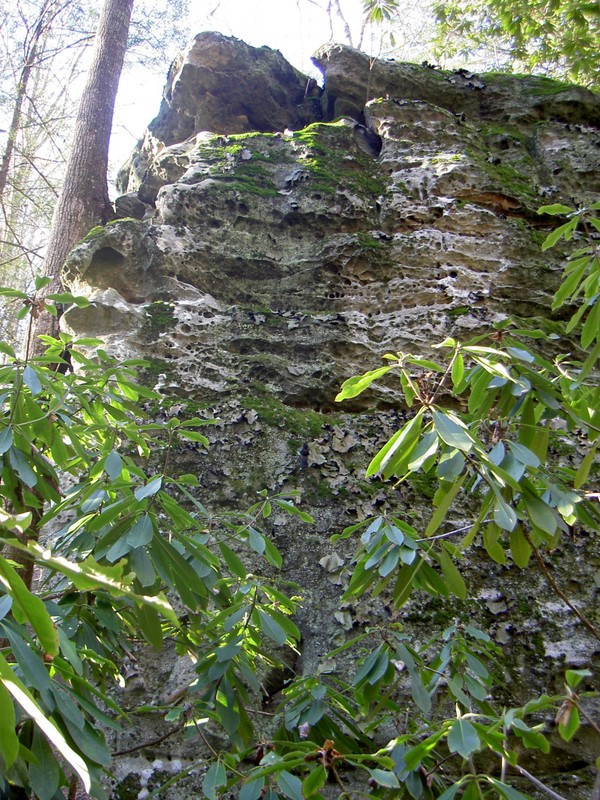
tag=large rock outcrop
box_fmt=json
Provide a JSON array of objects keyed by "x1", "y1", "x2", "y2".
[{"x1": 62, "y1": 35, "x2": 599, "y2": 799}]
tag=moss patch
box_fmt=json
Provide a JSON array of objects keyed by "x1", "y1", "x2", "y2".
[
  {"x1": 142, "y1": 301, "x2": 176, "y2": 339},
  {"x1": 245, "y1": 393, "x2": 327, "y2": 438},
  {"x1": 80, "y1": 217, "x2": 144, "y2": 244},
  {"x1": 357, "y1": 232, "x2": 384, "y2": 249},
  {"x1": 291, "y1": 121, "x2": 387, "y2": 198}
]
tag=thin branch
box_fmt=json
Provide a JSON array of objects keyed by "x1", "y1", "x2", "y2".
[
  {"x1": 508, "y1": 762, "x2": 569, "y2": 800},
  {"x1": 523, "y1": 529, "x2": 600, "y2": 641},
  {"x1": 112, "y1": 723, "x2": 183, "y2": 757}
]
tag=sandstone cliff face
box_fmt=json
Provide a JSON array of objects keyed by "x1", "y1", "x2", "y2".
[{"x1": 62, "y1": 33, "x2": 599, "y2": 799}]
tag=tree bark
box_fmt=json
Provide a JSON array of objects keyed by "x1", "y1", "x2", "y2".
[{"x1": 30, "y1": 0, "x2": 134, "y2": 352}]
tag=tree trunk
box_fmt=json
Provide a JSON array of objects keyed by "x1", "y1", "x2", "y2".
[{"x1": 30, "y1": 0, "x2": 134, "y2": 352}]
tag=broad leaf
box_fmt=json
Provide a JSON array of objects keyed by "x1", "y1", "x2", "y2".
[
  {"x1": 0, "y1": 555, "x2": 58, "y2": 655},
  {"x1": 447, "y1": 719, "x2": 480, "y2": 759},
  {"x1": 277, "y1": 769, "x2": 304, "y2": 800},
  {"x1": 0, "y1": 653, "x2": 91, "y2": 791},
  {"x1": 432, "y1": 410, "x2": 473, "y2": 452},
  {"x1": 335, "y1": 365, "x2": 394, "y2": 401}
]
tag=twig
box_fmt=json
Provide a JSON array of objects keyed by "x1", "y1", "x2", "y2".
[
  {"x1": 576, "y1": 702, "x2": 600, "y2": 737},
  {"x1": 112, "y1": 724, "x2": 183, "y2": 756},
  {"x1": 523, "y1": 529, "x2": 600, "y2": 641},
  {"x1": 67, "y1": 776, "x2": 78, "y2": 800},
  {"x1": 193, "y1": 719, "x2": 219, "y2": 759},
  {"x1": 509, "y1": 763, "x2": 569, "y2": 800}
]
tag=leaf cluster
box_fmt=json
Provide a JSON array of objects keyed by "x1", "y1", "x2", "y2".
[
  {"x1": 431, "y1": 0, "x2": 600, "y2": 87},
  {"x1": 0, "y1": 286, "x2": 313, "y2": 798}
]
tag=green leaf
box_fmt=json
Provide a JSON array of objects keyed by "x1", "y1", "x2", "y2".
[
  {"x1": 30, "y1": 726, "x2": 60, "y2": 800},
  {"x1": 541, "y1": 218, "x2": 578, "y2": 250},
  {"x1": 240, "y1": 776, "x2": 265, "y2": 800},
  {"x1": 368, "y1": 768, "x2": 400, "y2": 788},
  {"x1": 537, "y1": 203, "x2": 573, "y2": 215},
  {"x1": 436, "y1": 785, "x2": 461, "y2": 800},
  {"x1": 248, "y1": 527, "x2": 266, "y2": 555},
  {"x1": 366, "y1": 410, "x2": 424, "y2": 478},
  {"x1": 134, "y1": 476, "x2": 162, "y2": 501},
  {"x1": 565, "y1": 668, "x2": 591, "y2": 689},
  {"x1": 486, "y1": 777, "x2": 533, "y2": 799},
  {"x1": 451, "y1": 352, "x2": 465, "y2": 387},
  {"x1": 335, "y1": 365, "x2": 394, "y2": 401},
  {"x1": 508, "y1": 441, "x2": 540, "y2": 469},
  {"x1": 46, "y1": 292, "x2": 90, "y2": 308},
  {"x1": 0, "y1": 653, "x2": 91, "y2": 790},
  {"x1": 263, "y1": 537, "x2": 282, "y2": 568},
  {"x1": 437, "y1": 450, "x2": 465, "y2": 481},
  {"x1": 34, "y1": 276, "x2": 53, "y2": 290},
  {"x1": 414, "y1": 560, "x2": 449, "y2": 596},
  {"x1": 104, "y1": 450, "x2": 123, "y2": 479},
  {"x1": 483, "y1": 522, "x2": 506, "y2": 564},
  {"x1": 438, "y1": 544, "x2": 466, "y2": 599},
  {"x1": 581, "y1": 298, "x2": 600, "y2": 349},
  {"x1": 264, "y1": 605, "x2": 300, "y2": 641},
  {"x1": 424, "y1": 472, "x2": 467, "y2": 537},
  {"x1": 392, "y1": 560, "x2": 421, "y2": 607},
  {"x1": 0, "y1": 680, "x2": 18, "y2": 769},
  {"x1": 176, "y1": 473, "x2": 199, "y2": 486},
  {"x1": 432, "y1": 409, "x2": 473, "y2": 452},
  {"x1": 353, "y1": 644, "x2": 387, "y2": 686},
  {"x1": 219, "y1": 542, "x2": 247, "y2": 579},
  {"x1": 410, "y1": 670, "x2": 432, "y2": 713},
  {"x1": 23, "y1": 365, "x2": 42, "y2": 396},
  {"x1": 277, "y1": 769, "x2": 304, "y2": 800},
  {"x1": 494, "y1": 495, "x2": 517, "y2": 532},
  {"x1": 447, "y1": 675, "x2": 472, "y2": 708},
  {"x1": 136, "y1": 603, "x2": 163, "y2": 650},
  {"x1": 552, "y1": 256, "x2": 591, "y2": 309},
  {"x1": 203, "y1": 761, "x2": 227, "y2": 800},
  {"x1": 257, "y1": 609, "x2": 288, "y2": 645},
  {"x1": 574, "y1": 446, "x2": 597, "y2": 489},
  {"x1": 523, "y1": 493, "x2": 557, "y2": 536},
  {"x1": 408, "y1": 431, "x2": 439, "y2": 471},
  {"x1": 0, "y1": 426, "x2": 13, "y2": 455},
  {"x1": 511, "y1": 718, "x2": 550, "y2": 752},
  {"x1": 509, "y1": 527, "x2": 531, "y2": 567},
  {"x1": 0, "y1": 555, "x2": 58, "y2": 655},
  {"x1": 3, "y1": 627, "x2": 53, "y2": 701},
  {"x1": 27, "y1": 545, "x2": 178, "y2": 625},
  {"x1": 302, "y1": 765, "x2": 327, "y2": 796},
  {"x1": 127, "y1": 514, "x2": 154, "y2": 548},
  {"x1": 0, "y1": 288, "x2": 28, "y2": 298},
  {"x1": 63, "y1": 717, "x2": 111, "y2": 766},
  {"x1": 447, "y1": 719, "x2": 480, "y2": 759},
  {"x1": 8, "y1": 446, "x2": 38, "y2": 488},
  {"x1": 179, "y1": 429, "x2": 209, "y2": 445},
  {"x1": 558, "y1": 703, "x2": 580, "y2": 741}
]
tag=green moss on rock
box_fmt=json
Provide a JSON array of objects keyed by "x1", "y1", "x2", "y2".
[
  {"x1": 245, "y1": 394, "x2": 326, "y2": 437},
  {"x1": 143, "y1": 301, "x2": 176, "y2": 338},
  {"x1": 291, "y1": 121, "x2": 387, "y2": 198}
]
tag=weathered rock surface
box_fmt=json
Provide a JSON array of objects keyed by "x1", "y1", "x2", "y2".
[
  {"x1": 117, "y1": 31, "x2": 322, "y2": 204},
  {"x1": 63, "y1": 34, "x2": 599, "y2": 800}
]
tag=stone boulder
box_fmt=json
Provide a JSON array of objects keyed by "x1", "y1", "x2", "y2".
[{"x1": 117, "y1": 32, "x2": 322, "y2": 202}]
